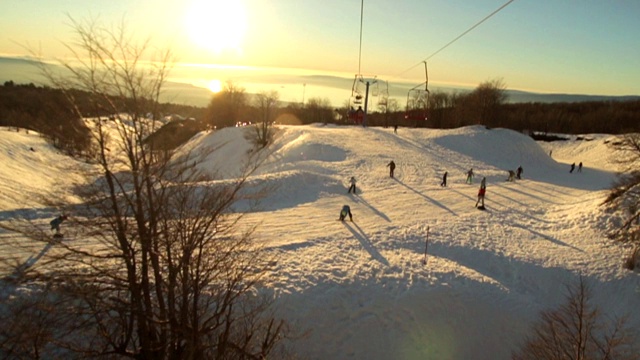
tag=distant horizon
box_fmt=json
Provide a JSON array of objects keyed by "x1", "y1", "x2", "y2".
[
  {"x1": 2, "y1": 1, "x2": 640, "y2": 98},
  {"x1": 1, "y1": 55, "x2": 638, "y2": 109}
]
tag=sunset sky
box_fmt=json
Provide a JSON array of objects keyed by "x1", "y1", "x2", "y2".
[{"x1": 1, "y1": 0, "x2": 639, "y2": 98}]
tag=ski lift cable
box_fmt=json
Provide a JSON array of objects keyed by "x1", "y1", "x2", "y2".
[
  {"x1": 397, "y1": 0, "x2": 515, "y2": 77},
  {"x1": 358, "y1": 0, "x2": 364, "y2": 75}
]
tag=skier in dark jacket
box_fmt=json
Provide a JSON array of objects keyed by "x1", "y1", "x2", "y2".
[
  {"x1": 516, "y1": 166, "x2": 523, "y2": 179},
  {"x1": 50, "y1": 214, "x2": 68, "y2": 234},
  {"x1": 387, "y1": 161, "x2": 396, "y2": 178},
  {"x1": 440, "y1": 171, "x2": 448, "y2": 187},
  {"x1": 339, "y1": 205, "x2": 353, "y2": 221},
  {"x1": 348, "y1": 176, "x2": 357, "y2": 194},
  {"x1": 466, "y1": 168, "x2": 474, "y2": 184},
  {"x1": 570, "y1": 163, "x2": 576, "y2": 173}
]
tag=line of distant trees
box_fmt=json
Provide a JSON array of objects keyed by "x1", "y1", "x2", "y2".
[
  {"x1": 203, "y1": 79, "x2": 640, "y2": 135},
  {"x1": 370, "y1": 79, "x2": 640, "y2": 134},
  {"x1": 3, "y1": 78, "x2": 640, "y2": 158},
  {"x1": 0, "y1": 81, "x2": 206, "y2": 155}
]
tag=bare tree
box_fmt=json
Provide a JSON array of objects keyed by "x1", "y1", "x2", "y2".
[
  {"x1": 1, "y1": 17, "x2": 287, "y2": 358},
  {"x1": 512, "y1": 277, "x2": 638, "y2": 360},
  {"x1": 453, "y1": 78, "x2": 508, "y2": 127},
  {"x1": 377, "y1": 98, "x2": 399, "y2": 128},
  {"x1": 251, "y1": 90, "x2": 279, "y2": 148},
  {"x1": 205, "y1": 81, "x2": 249, "y2": 129},
  {"x1": 304, "y1": 97, "x2": 333, "y2": 125}
]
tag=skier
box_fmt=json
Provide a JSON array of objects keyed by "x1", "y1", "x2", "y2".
[
  {"x1": 440, "y1": 171, "x2": 448, "y2": 187},
  {"x1": 475, "y1": 185, "x2": 486, "y2": 209},
  {"x1": 516, "y1": 166, "x2": 523, "y2": 179},
  {"x1": 578, "y1": 162, "x2": 582, "y2": 173},
  {"x1": 339, "y1": 204, "x2": 353, "y2": 222},
  {"x1": 466, "y1": 168, "x2": 474, "y2": 184},
  {"x1": 387, "y1": 160, "x2": 396, "y2": 178},
  {"x1": 50, "y1": 214, "x2": 68, "y2": 236},
  {"x1": 507, "y1": 170, "x2": 516, "y2": 182},
  {"x1": 570, "y1": 162, "x2": 576, "y2": 173},
  {"x1": 480, "y1": 176, "x2": 486, "y2": 190},
  {"x1": 356, "y1": 106, "x2": 364, "y2": 126},
  {"x1": 348, "y1": 176, "x2": 357, "y2": 194}
]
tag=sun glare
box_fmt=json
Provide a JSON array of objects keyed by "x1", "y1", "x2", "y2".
[
  {"x1": 185, "y1": 0, "x2": 247, "y2": 54},
  {"x1": 208, "y1": 79, "x2": 222, "y2": 93}
]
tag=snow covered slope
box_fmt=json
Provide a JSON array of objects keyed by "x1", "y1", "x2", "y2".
[{"x1": 1, "y1": 124, "x2": 638, "y2": 359}]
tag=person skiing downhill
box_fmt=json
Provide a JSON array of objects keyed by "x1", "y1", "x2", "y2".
[
  {"x1": 466, "y1": 168, "x2": 474, "y2": 184},
  {"x1": 387, "y1": 160, "x2": 396, "y2": 178},
  {"x1": 570, "y1": 162, "x2": 576, "y2": 173},
  {"x1": 50, "y1": 214, "x2": 68, "y2": 235},
  {"x1": 339, "y1": 205, "x2": 353, "y2": 222},
  {"x1": 348, "y1": 176, "x2": 357, "y2": 194}
]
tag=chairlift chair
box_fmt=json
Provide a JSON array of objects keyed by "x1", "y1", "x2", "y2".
[{"x1": 403, "y1": 62, "x2": 430, "y2": 127}]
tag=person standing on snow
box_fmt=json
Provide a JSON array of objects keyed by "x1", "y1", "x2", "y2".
[
  {"x1": 440, "y1": 171, "x2": 448, "y2": 187},
  {"x1": 480, "y1": 176, "x2": 486, "y2": 189},
  {"x1": 570, "y1": 162, "x2": 576, "y2": 173},
  {"x1": 475, "y1": 185, "x2": 486, "y2": 209},
  {"x1": 466, "y1": 168, "x2": 474, "y2": 184},
  {"x1": 516, "y1": 166, "x2": 523, "y2": 179},
  {"x1": 578, "y1": 162, "x2": 583, "y2": 173},
  {"x1": 348, "y1": 176, "x2": 357, "y2": 194},
  {"x1": 387, "y1": 160, "x2": 396, "y2": 178},
  {"x1": 339, "y1": 204, "x2": 353, "y2": 222},
  {"x1": 356, "y1": 106, "x2": 364, "y2": 126},
  {"x1": 50, "y1": 214, "x2": 68, "y2": 235}
]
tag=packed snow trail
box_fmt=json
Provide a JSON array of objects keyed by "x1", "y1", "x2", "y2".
[{"x1": 1, "y1": 124, "x2": 638, "y2": 359}]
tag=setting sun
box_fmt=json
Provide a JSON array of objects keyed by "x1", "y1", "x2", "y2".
[
  {"x1": 208, "y1": 79, "x2": 222, "y2": 93},
  {"x1": 185, "y1": 0, "x2": 247, "y2": 54}
]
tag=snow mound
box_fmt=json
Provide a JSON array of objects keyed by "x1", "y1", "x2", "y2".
[
  {"x1": 233, "y1": 170, "x2": 345, "y2": 212},
  {"x1": 434, "y1": 126, "x2": 553, "y2": 170},
  {"x1": 430, "y1": 126, "x2": 616, "y2": 190},
  {"x1": 175, "y1": 127, "x2": 254, "y2": 179},
  {"x1": 0, "y1": 128, "x2": 84, "y2": 214},
  {"x1": 538, "y1": 133, "x2": 623, "y2": 172}
]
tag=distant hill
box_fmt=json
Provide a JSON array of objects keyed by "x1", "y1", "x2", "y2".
[
  {"x1": 504, "y1": 89, "x2": 640, "y2": 103},
  {"x1": 1, "y1": 56, "x2": 639, "y2": 107}
]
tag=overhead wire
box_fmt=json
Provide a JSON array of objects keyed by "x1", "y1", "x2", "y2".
[
  {"x1": 358, "y1": 0, "x2": 364, "y2": 75},
  {"x1": 397, "y1": 0, "x2": 516, "y2": 77}
]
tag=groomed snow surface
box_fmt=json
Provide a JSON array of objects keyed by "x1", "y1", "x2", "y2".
[{"x1": 1, "y1": 124, "x2": 639, "y2": 359}]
